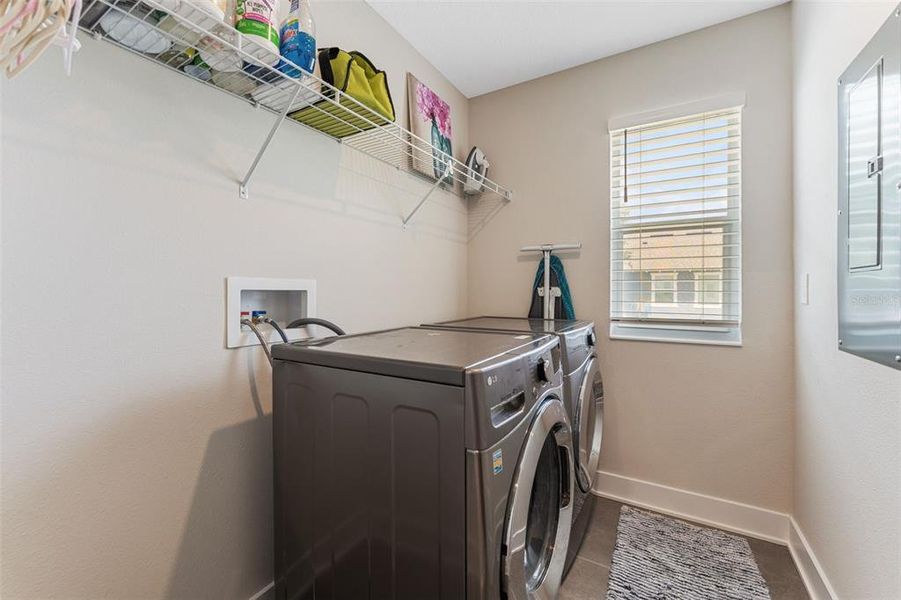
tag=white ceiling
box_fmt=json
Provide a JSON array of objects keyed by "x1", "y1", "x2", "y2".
[{"x1": 366, "y1": 0, "x2": 789, "y2": 98}]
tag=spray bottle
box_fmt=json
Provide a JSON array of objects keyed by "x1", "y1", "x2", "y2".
[{"x1": 279, "y1": 0, "x2": 316, "y2": 77}]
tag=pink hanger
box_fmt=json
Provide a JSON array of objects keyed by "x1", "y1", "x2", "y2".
[{"x1": 0, "y1": 0, "x2": 40, "y2": 37}]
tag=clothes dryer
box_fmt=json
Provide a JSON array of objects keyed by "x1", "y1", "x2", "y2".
[
  {"x1": 272, "y1": 327, "x2": 575, "y2": 599},
  {"x1": 425, "y1": 317, "x2": 604, "y2": 575}
]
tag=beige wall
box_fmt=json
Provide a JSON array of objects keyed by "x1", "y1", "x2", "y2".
[
  {"x1": 468, "y1": 5, "x2": 795, "y2": 512},
  {"x1": 0, "y1": 2, "x2": 470, "y2": 598},
  {"x1": 792, "y1": 2, "x2": 901, "y2": 598},
  {"x1": 6, "y1": 2, "x2": 899, "y2": 598}
]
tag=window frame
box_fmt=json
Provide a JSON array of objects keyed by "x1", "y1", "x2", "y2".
[{"x1": 607, "y1": 95, "x2": 745, "y2": 347}]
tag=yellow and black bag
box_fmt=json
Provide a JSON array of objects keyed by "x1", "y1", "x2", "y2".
[{"x1": 289, "y1": 48, "x2": 395, "y2": 138}]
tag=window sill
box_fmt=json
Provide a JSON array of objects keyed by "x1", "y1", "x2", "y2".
[{"x1": 609, "y1": 321, "x2": 742, "y2": 347}]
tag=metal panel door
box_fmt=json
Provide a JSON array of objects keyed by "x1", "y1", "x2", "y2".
[
  {"x1": 272, "y1": 360, "x2": 466, "y2": 600},
  {"x1": 838, "y1": 7, "x2": 901, "y2": 369}
]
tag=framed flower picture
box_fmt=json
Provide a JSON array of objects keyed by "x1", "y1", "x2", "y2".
[{"x1": 407, "y1": 73, "x2": 454, "y2": 185}]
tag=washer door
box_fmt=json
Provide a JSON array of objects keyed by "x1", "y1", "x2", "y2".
[
  {"x1": 575, "y1": 358, "x2": 604, "y2": 494},
  {"x1": 502, "y1": 397, "x2": 574, "y2": 600}
]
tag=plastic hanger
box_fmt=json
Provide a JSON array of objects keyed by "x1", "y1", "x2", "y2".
[{"x1": 0, "y1": 0, "x2": 81, "y2": 78}]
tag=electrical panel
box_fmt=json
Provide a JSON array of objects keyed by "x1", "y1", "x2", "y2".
[{"x1": 837, "y1": 5, "x2": 901, "y2": 370}]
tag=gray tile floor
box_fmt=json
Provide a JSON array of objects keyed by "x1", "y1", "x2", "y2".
[{"x1": 560, "y1": 497, "x2": 809, "y2": 600}]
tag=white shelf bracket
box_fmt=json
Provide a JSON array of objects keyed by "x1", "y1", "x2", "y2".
[
  {"x1": 402, "y1": 161, "x2": 453, "y2": 228},
  {"x1": 239, "y1": 84, "x2": 303, "y2": 200}
]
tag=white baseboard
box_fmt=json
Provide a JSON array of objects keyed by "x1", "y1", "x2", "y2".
[
  {"x1": 788, "y1": 517, "x2": 838, "y2": 600},
  {"x1": 592, "y1": 470, "x2": 790, "y2": 545}
]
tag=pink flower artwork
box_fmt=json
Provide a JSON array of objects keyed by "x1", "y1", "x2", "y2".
[
  {"x1": 415, "y1": 81, "x2": 452, "y2": 138},
  {"x1": 407, "y1": 73, "x2": 454, "y2": 182}
]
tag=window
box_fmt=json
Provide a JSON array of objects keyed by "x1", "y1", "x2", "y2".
[{"x1": 609, "y1": 101, "x2": 742, "y2": 346}]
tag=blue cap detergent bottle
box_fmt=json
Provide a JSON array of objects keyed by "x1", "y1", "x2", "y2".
[{"x1": 279, "y1": 0, "x2": 316, "y2": 78}]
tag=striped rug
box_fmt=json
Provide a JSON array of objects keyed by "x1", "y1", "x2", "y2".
[{"x1": 607, "y1": 506, "x2": 770, "y2": 600}]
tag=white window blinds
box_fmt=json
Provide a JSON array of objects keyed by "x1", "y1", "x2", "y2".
[{"x1": 610, "y1": 106, "x2": 742, "y2": 325}]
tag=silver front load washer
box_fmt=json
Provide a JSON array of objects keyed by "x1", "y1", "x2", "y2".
[
  {"x1": 272, "y1": 327, "x2": 574, "y2": 599},
  {"x1": 425, "y1": 317, "x2": 604, "y2": 575}
]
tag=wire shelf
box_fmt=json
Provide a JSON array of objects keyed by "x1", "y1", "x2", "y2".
[{"x1": 77, "y1": 0, "x2": 512, "y2": 223}]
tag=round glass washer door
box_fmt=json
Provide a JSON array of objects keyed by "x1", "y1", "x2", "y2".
[
  {"x1": 524, "y1": 434, "x2": 561, "y2": 589},
  {"x1": 503, "y1": 396, "x2": 574, "y2": 600}
]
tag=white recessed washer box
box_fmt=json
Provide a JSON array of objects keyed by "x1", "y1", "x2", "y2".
[{"x1": 226, "y1": 277, "x2": 317, "y2": 349}]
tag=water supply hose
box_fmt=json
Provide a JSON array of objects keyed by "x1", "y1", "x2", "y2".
[
  {"x1": 241, "y1": 318, "x2": 273, "y2": 365},
  {"x1": 243, "y1": 317, "x2": 344, "y2": 369},
  {"x1": 262, "y1": 317, "x2": 288, "y2": 343},
  {"x1": 286, "y1": 318, "x2": 346, "y2": 336}
]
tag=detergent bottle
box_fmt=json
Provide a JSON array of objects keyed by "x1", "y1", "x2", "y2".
[
  {"x1": 235, "y1": 0, "x2": 280, "y2": 66},
  {"x1": 279, "y1": 0, "x2": 316, "y2": 77}
]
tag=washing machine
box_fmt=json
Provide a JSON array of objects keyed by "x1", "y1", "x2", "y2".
[
  {"x1": 425, "y1": 317, "x2": 604, "y2": 575},
  {"x1": 272, "y1": 327, "x2": 574, "y2": 599}
]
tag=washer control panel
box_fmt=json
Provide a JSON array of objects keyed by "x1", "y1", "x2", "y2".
[
  {"x1": 528, "y1": 347, "x2": 561, "y2": 391},
  {"x1": 466, "y1": 336, "x2": 563, "y2": 449},
  {"x1": 563, "y1": 324, "x2": 596, "y2": 373}
]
